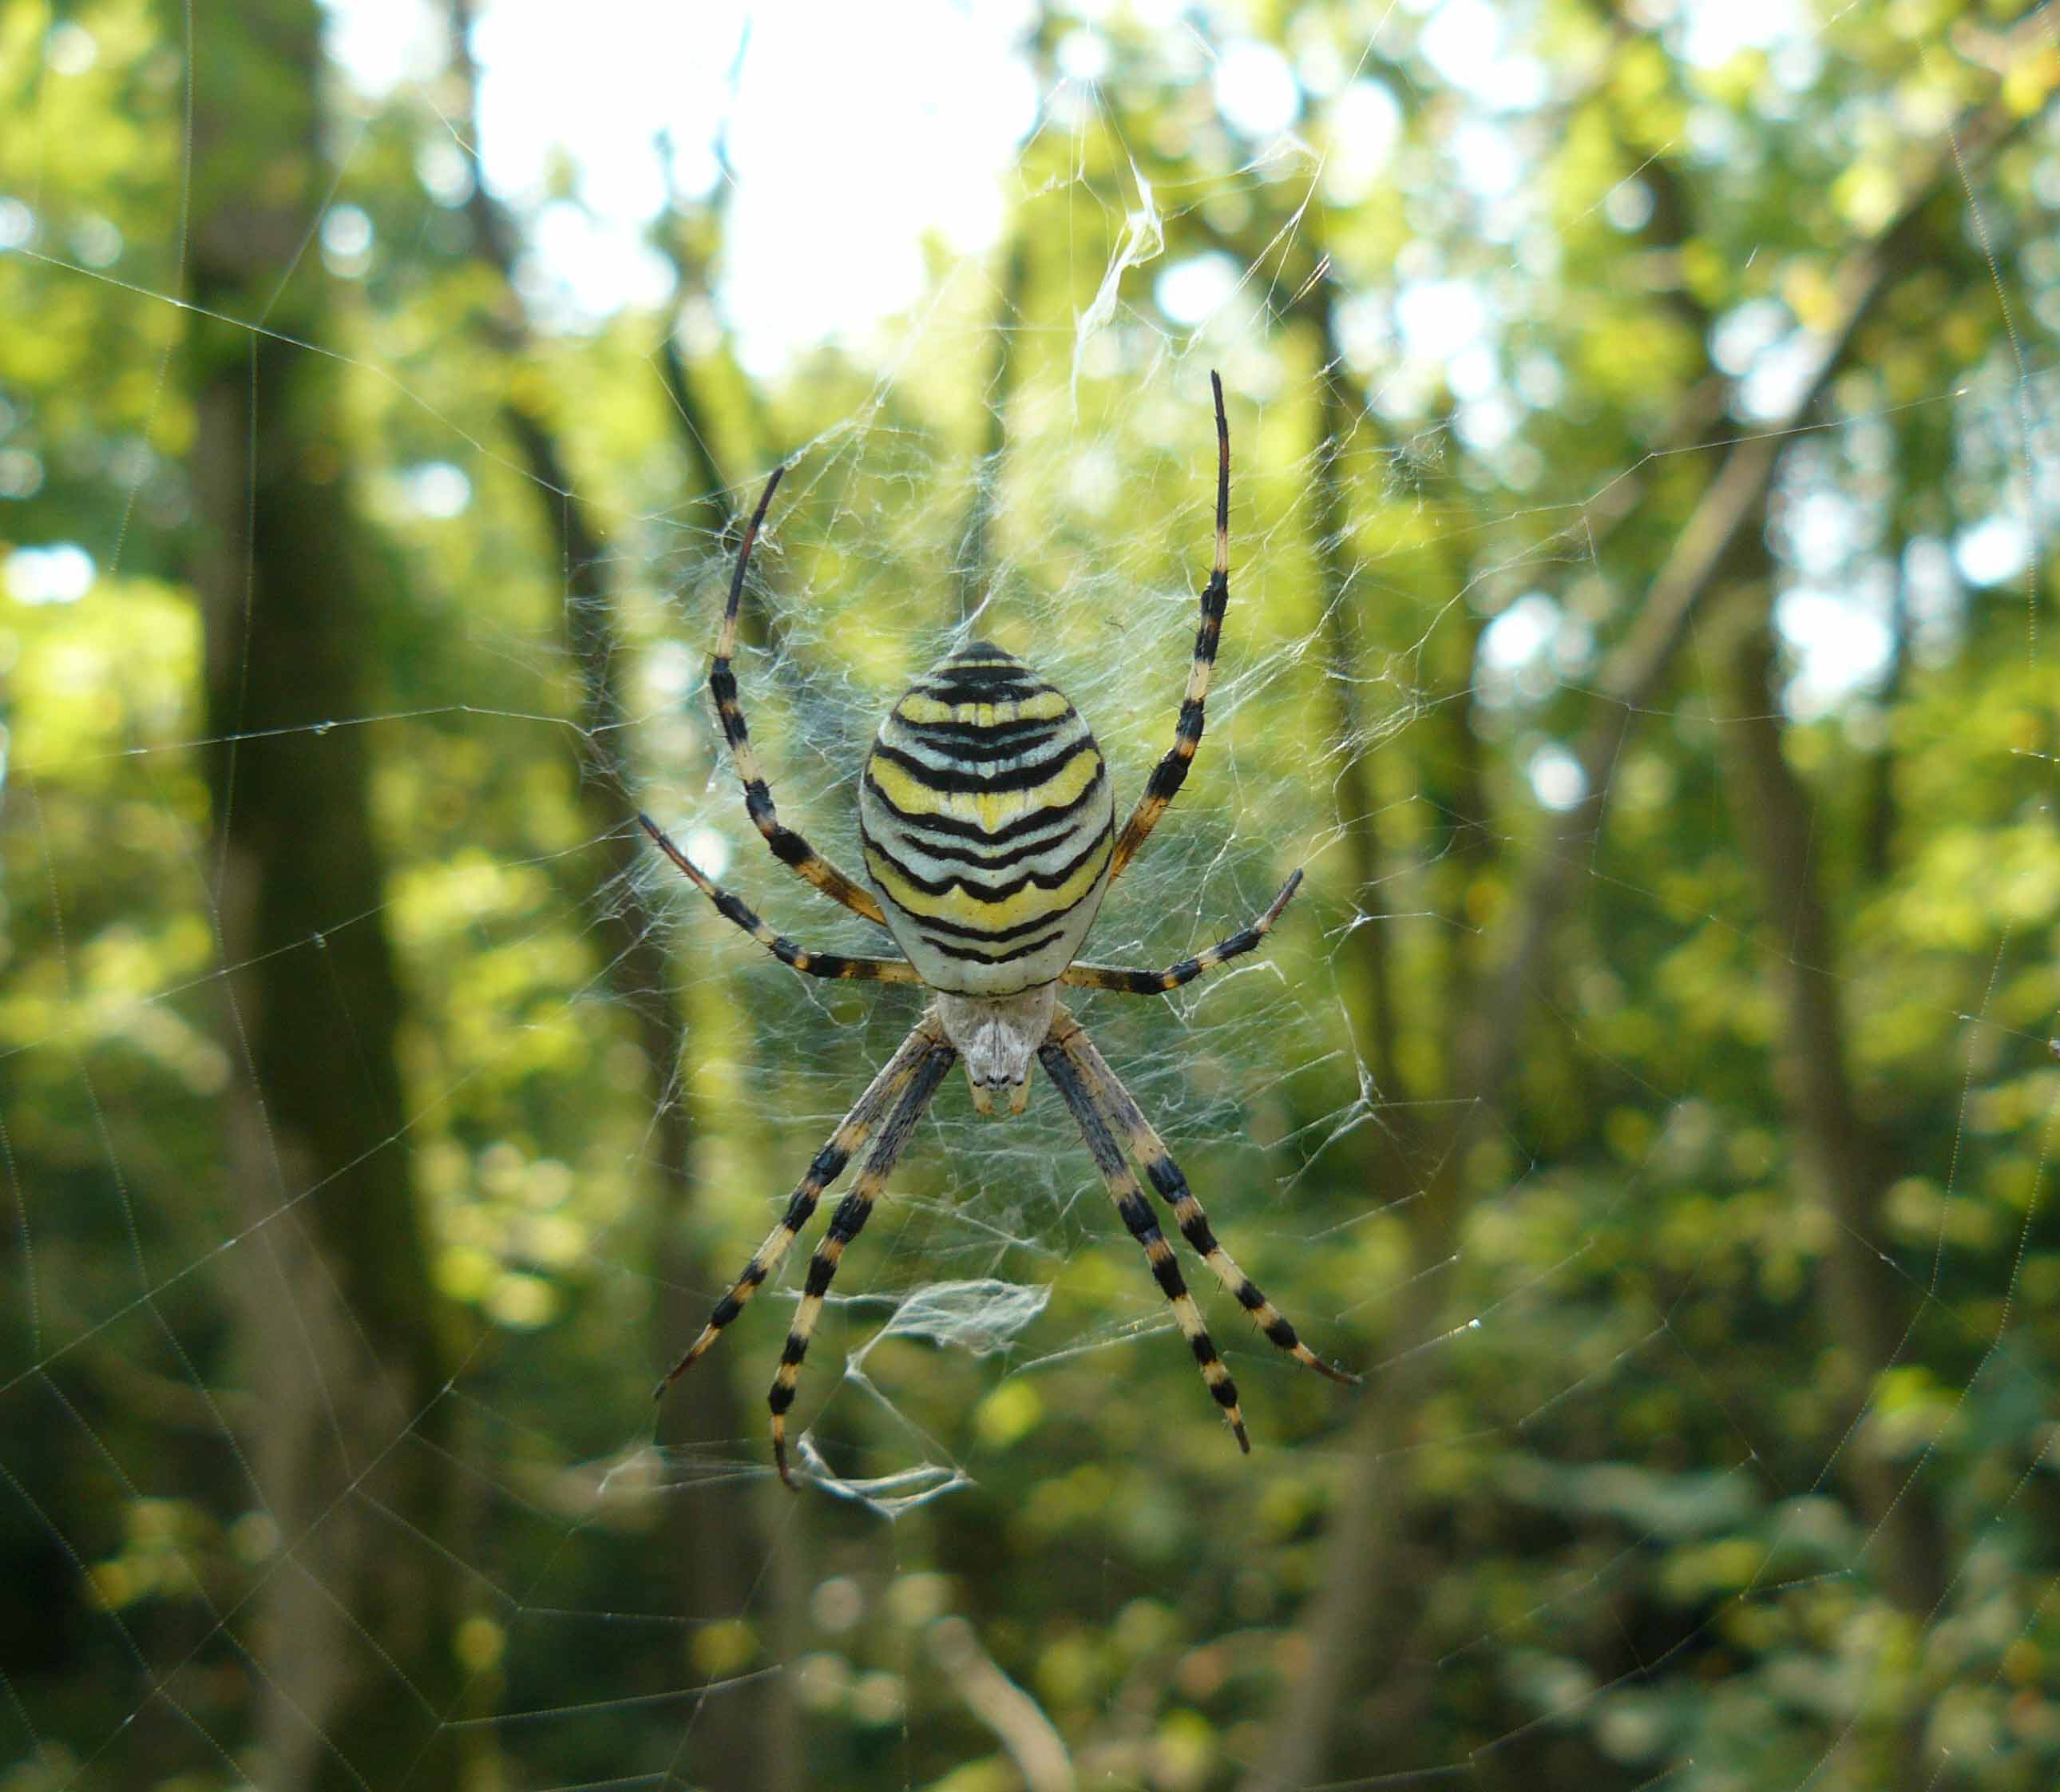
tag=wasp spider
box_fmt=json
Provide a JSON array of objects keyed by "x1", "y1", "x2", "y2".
[{"x1": 642, "y1": 373, "x2": 1357, "y2": 1485}]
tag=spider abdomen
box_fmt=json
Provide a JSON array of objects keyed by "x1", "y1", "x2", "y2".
[{"x1": 858, "y1": 641, "x2": 1115, "y2": 995}]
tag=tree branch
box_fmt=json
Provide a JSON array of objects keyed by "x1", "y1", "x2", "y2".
[
  {"x1": 442, "y1": 10, "x2": 794, "y2": 1787},
  {"x1": 1240, "y1": 45, "x2": 2052, "y2": 1792}
]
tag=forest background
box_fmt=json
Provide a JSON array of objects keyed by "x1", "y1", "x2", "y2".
[{"x1": 3, "y1": 0, "x2": 2060, "y2": 1789}]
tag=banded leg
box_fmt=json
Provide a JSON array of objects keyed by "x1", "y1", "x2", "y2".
[
  {"x1": 1108, "y1": 371, "x2": 1231, "y2": 883},
  {"x1": 709, "y1": 466, "x2": 890, "y2": 927},
  {"x1": 1040, "y1": 1035, "x2": 1250, "y2": 1449},
  {"x1": 1052, "y1": 1012, "x2": 1358, "y2": 1390},
  {"x1": 655, "y1": 1014, "x2": 947, "y2": 1399},
  {"x1": 767, "y1": 1038, "x2": 957, "y2": 1486},
  {"x1": 638, "y1": 814, "x2": 921, "y2": 983},
  {"x1": 1062, "y1": 870, "x2": 1303, "y2": 995}
]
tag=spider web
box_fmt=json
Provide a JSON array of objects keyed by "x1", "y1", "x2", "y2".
[{"x1": 4, "y1": 0, "x2": 2060, "y2": 1788}]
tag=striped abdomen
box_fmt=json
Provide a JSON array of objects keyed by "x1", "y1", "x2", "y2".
[{"x1": 858, "y1": 641, "x2": 1115, "y2": 995}]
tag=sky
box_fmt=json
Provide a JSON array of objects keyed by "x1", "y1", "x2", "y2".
[
  {"x1": 8, "y1": 0, "x2": 2025, "y2": 726},
  {"x1": 322, "y1": 0, "x2": 1406, "y2": 369},
  {"x1": 319, "y1": 0, "x2": 1814, "y2": 369},
  {"x1": 329, "y1": 0, "x2": 1037, "y2": 371},
  {"x1": 308, "y1": 0, "x2": 2035, "y2": 725}
]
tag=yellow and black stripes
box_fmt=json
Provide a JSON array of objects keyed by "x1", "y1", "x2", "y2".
[
  {"x1": 1109, "y1": 371, "x2": 1232, "y2": 883},
  {"x1": 767, "y1": 1037, "x2": 957, "y2": 1486},
  {"x1": 709, "y1": 466, "x2": 889, "y2": 928},
  {"x1": 1063, "y1": 869, "x2": 1304, "y2": 996},
  {"x1": 1054, "y1": 1014, "x2": 1358, "y2": 1391},
  {"x1": 1040, "y1": 1036, "x2": 1248, "y2": 1447},
  {"x1": 652, "y1": 1017, "x2": 950, "y2": 1400},
  {"x1": 645, "y1": 379, "x2": 1347, "y2": 1481},
  {"x1": 859, "y1": 642, "x2": 1116, "y2": 997},
  {"x1": 638, "y1": 813, "x2": 922, "y2": 985}
]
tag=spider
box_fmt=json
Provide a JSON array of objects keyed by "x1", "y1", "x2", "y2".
[{"x1": 641, "y1": 372, "x2": 1357, "y2": 1486}]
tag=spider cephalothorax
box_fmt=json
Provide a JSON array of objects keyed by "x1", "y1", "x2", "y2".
[{"x1": 640, "y1": 373, "x2": 1357, "y2": 1485}]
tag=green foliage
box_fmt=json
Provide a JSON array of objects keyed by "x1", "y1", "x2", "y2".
[{"x1": 5, "y1": 0, "x2": 2060, "y2": 1788}]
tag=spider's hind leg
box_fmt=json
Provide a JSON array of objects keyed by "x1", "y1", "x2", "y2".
[
  {"x1": 707, "y1": 466, "x2": 890, "y2": 928},
  {"x1": 1107, "y1": 371, "x2": 1233, "y2": 884}
]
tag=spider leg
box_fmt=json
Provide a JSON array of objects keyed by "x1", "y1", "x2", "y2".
[
  {"x1": 1040, "y1": 1030, "x2": 1251, "y2": 1452},
  {"x1": 655, "y1": 1014, "x2": 947, "y2": 1399},
  {"x1": 1107, "y1": 371, "x2": 1230, "y2": 885},
  {"x1": 1051, "y1": 1011, "x2": 1359, "y2": 1390},
  {"x1": 767, "y1": 1036, "x2": 958, "y2": 1488},
  {"x1": 709, "y1": 466, "x2": 890, "y2": 928},
  {"x1": 638, "y1": 814, "x2": 921, "y2": 983},
  {"x1": 1061, "y1": 869, "x2": 1302, "y2": 995}
]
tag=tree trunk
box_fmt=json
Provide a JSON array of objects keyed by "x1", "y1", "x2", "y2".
[
  {"x1": 1312, "y1": 361, "x2": 1407, "y2": 1126},
  {"x1": 444, "y1": 12, "x2": 796, "y2": 1784},
  {"x1": 184, "y1": 5, "x2": 468, "y2": 1785},
  {"x1": 1240, "y1": 65, "x2": 2037, "y2": 1786},
  {"x1": 1711, "y1": 595, "x2": 1947, "y2": 1784}
]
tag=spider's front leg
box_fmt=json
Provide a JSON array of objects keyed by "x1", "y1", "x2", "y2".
[
  {"x1": 765, "y1": 1034, "x2": 957, "y2": 1486},
  {"x1": 654, "y1": 1014, "x2": 948, "y2": 1401},
  {"x1": 1042, "y1": 1007, "x2": 1357, "y2": 1449},
  {"x1": 1040, "y1": 1029, "x2": 1252, "y2": 1446}
]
